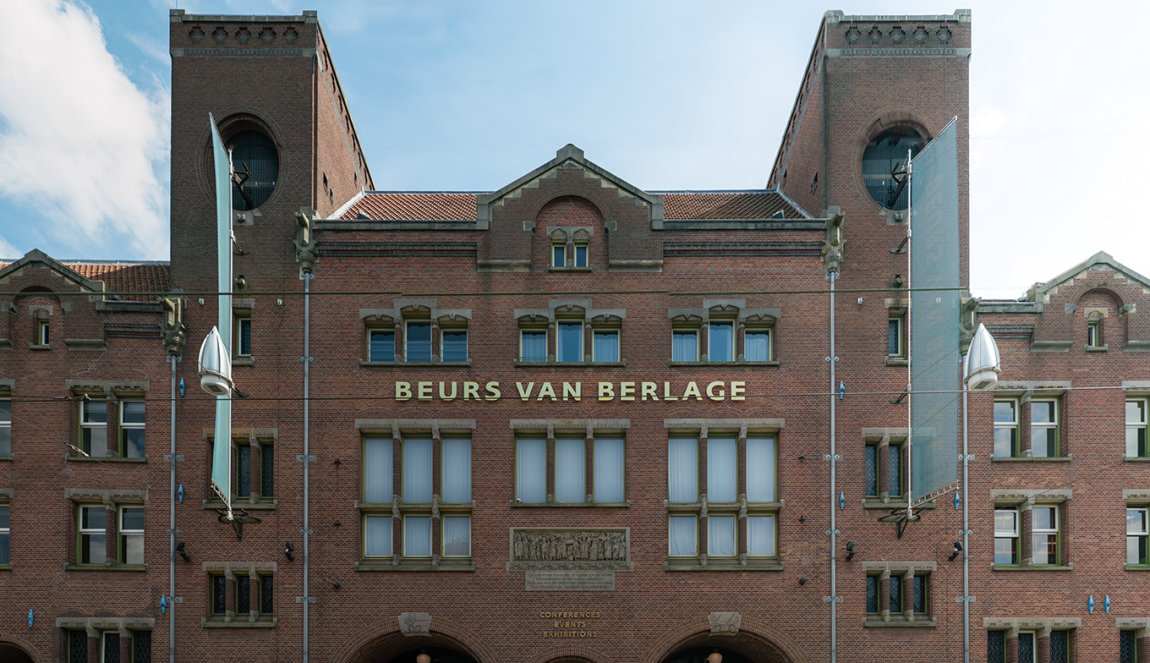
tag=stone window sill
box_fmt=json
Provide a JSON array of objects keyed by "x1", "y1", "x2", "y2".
[
  {"x1": 1124, "y1": 564, "x2": 1150, "y2": 571},
  {"x1": 511, "y1": 500, "x2": 630, "y2": 508},
  {"x1": 360, "y1": 360, "x2": 472, "y2": 368},
  {"x1": 202, "y1": 617, "x2": 276, "y2": 629},
  {"x1": 203, "y1": 498, "x2": 277, "y2": 510},
  {"x1": 864, "y1": 617, "x2": 936, "y2": 628},
  {"x1": 885, "y1": 357, "x2": 909, "y2": 367},
  {"x1": 664, "y1": 559, "x2": 783, "y2": 572},
  {"x1": 67, "y1": 455, "x2": 147, "y2": 464},
  {"x1": 990, "y1": 456, "x2": 1071, "y2": 463},
  {"x1": 65, "y1": 564, "x2": 147, "y2": 572},
  {"x1": 669, "y1": 361, "x2": 779, "y2": 367},
  {"x1": 356, "y1": 559, "x2": 475, "y2": 572},
  {"x1": 992, "y1": 563, "x2": 1072, "y2": 572},
  {"x1": 514, "y1": 361, "x2": 627, "y2": 368},
  {"x1": 233, "y1": 356, "x2": 255, "y2": 367}
]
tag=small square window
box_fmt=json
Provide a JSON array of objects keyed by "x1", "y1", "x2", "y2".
[
  {"x1": 672, "y1": 330, "x2": 699, "y2": 362},
  {"x1": 405, "y1": 321, "x2": 432, "y2": 363},
  {"x1": 668, "y1": 515, "x2": 698, "y2": 557},
  {"x1": 1127, "y1": 399, "x2": 1147, "y2": 458},
  {"x1": 368, "y1": 329, "x2": 395, "y2": 362},
  {"x1": 520, "y1": 329, "x2": 548, "y2": 363},
  {"x1": 119, "y1": 401, "x2": 146, "y2": 459},
  {"x1": 119, "y1": 506, "x2": 144, "y2": 565},
  {"x1": 234, "y1": 313, "x2": 252, "y2": 358},
  {"x1": 574, "y1": 243, "x2": 588, "y2": 268},
  {"x1": 403, "y1": 515, "x2": 432, "y2": 557},
  {"x1": 557, "y1": 321, "x2": 583, "y2": 363},
  {"x1": 708, "y1": 321, "x2": 734, "y2": 362},
  {"x1": 363, "y1": 514, "x2": 392, "y2": 558},
  {"x1": 1127, "y1": 507, "x2": 1148, "y2": 565},
  {"x1": 0, "y1": 398, "x2": 10, "y2": 457},
  {"x1": 592, "y1": 329, "x2": 620, "y2": 363},
  {"x1": 746, "y1": 329, "x2": 772, "y2": 362},
  {"x1": 441, "y1": 329, "x2": 468, "y2": 362},
  {"x1": 442, "y1": 515, "x2": 471, "y2": 557}
]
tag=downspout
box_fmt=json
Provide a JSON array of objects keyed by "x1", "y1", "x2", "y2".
[
  {"x1": 961, "y1": 358, "x2": 971, "y2": 663},
  {"x1": 302, "y1": 270, "x2": 312, "y2": 662},
  {"x1": 822, "y1": 210, "x2": 843, "y2": 663},
  {"x1": 828, "y1": 265, "x2": 839, "y2": 663},
  {"x1": 169, "y1": 353, "x2": 177, "y2": 663}
]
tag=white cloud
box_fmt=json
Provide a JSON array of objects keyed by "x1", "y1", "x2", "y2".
[
  {"x1": 0, "y1": 0, "x2": 169, "y2": 259},
  {"x1": 0, "y1": 234, "x2": 21, "y2": 261}
]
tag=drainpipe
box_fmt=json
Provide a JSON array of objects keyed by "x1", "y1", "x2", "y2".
[
  {"x1": 961, "y1": 358, "x2": 971, "y2": 663},
  {"x1": 169, "y1": 354, "x2": 177, "y2": 663},
  {"x1": 827, "y1": 264, "x2": 839, "y2": 663},
  {"x1": 302, "y1": 269, "x2": 313, "y2": 662}
]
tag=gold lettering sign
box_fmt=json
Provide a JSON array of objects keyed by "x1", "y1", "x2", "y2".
[
  {"x1": 394, "y1": 380, "x2": 747, "y2": 403},
  {"x1": 539, "y1": 610, "x2": 601, "y2": 639}
]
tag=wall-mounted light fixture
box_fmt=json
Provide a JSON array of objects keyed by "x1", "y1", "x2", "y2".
[
  {"x1": 284, "y1": 541, "x2": 294, "y2": 561},
  {"x1": 845, "y1": 540, "x2": 857, "y2": 562},
  {"x1": 176, "y1": 541, "x2": 190, "y2": 563},
  {"x1": 948, "y1": 541, "x2": 963, "y2": 562}
]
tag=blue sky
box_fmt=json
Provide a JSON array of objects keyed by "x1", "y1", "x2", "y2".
[{"x1": 2, "y1": 0, "x2": 1148, "y2": 299}]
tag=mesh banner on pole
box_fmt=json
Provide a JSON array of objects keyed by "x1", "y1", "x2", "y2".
[{"x1": 910, "y1": 118, "x2": 961, "y2": 498}]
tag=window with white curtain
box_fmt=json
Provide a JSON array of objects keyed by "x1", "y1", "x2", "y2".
[
  {"x1": 672, "y1": 329, "x2": 699, "y2": 362},
  {"x1": 666, "y1": 431, "x2": 780, "y2": 566},
  {"x1": 515, "y1": 431, "x2": 626, "y2": 505},
  {"x1": 360, "y1": 432, "x2": 473, "y2": 563}
]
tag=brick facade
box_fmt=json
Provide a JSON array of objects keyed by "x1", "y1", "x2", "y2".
[{"x1": 0, "y1": 8, "x2": 1145, "y2": 663}]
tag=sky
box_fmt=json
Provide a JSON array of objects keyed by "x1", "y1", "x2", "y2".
[{"x1": 1, "y1": 0, "x2": 1147, "y2": 300}]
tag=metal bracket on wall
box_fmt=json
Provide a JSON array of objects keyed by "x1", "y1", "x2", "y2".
[{"x1": 296, "y1": 454, "x2": 316, "y2": 462}]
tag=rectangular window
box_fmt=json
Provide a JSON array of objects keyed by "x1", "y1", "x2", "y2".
[
  {"x1": 994, "y1": 508, "x2": 1019, "y2": 564},
  {"x1": 1030, "y1": 399, "x2": 1059, "y2": 457},
  {"x1": 993, "y1": 400, "x2": 1019, "y2": 458},
  {"x1": 79, "y1": 505, "x2": 107, "y2": 565},
  {"x1": 552, "y1": 243, "x2": 566, "y2": 268},
  {"x1": 234, "y1": 312, "x2": 251, "y2": 358},
  {"x1": 745, "y1": 329, "x2": 772, "y2": 362},
  {"x1": 1031, "y1": 505, "x2": 1060, "y2": 565},
  {"x1": 236, "y1": 575, "x2": 251, "y2": 614},
  {"x1": 442, "y1": 515, "x2": 471, "y2": 557},
  {"x1": 368, "y1": 329, "x2": 395, "y2": 362},
  {"x1": 1087, "y1": 319, "x2": 1102, "y2": 348},
  {"x1": 119, "y1": 401, "x2": 145, "y2": 459},
  {"x1": 361, "y1": 433, "x2": 472, "y2": 562},
  {"x1": 259, "y1": 444, "x2": 274, "y2": 498},
  {"x1": 708, "y1": 321, "x2": 734, "y2": 362},
  {"x1": 131, "y1": 630, "x2": 151, "y2": 663},
  {"x1": 210, "y1": 574, "x2": 227, "y2": 614},
  {"x1": 865, "y1": 574, "x2": 881, "y2": 614},
  {"x1": 235, "y1": 444, "x2": 251, "y2": 498},
  {"x1": 516, "y1": 432, "x2": 624, "y2": 505},
  {"x1": 441, "y1": 329, "x2": 468, "y2": 362},
  {"x1": 864, "y1": 440, "x2": 904, "y2": 499},
  {"x1": 1128, "y1": 507, "x2": 1148, "y2": 565},
  {"x1": 67, "y1": 629, "x2": 88, "y2": 663},
  {"x1": 668, "y1": 515, "x2": 697, "y2": 557},
  {"x1": 36, "y1": 318, "x2": 50, "y2": 346},
  {"x1": 888, "y1": 574, "x2": 903, "y2": 614},
  {"x1": 593, "y1": 436, "x2": 625, "y2": 503},
  {"x1": 102, "y1": 632, "x2": 120, "y2": 663},
  {"x1": 1120, "y1": 630, "x2": 1138, "y2": 663},
  {"x1": 592, "y1": 330, "x2": 620, "y2": 363},
  {"x1": 1127, "y1": 399, "x2": 1147, "y2": 458},
  {"x1": 232, "y1": 441, "x2": 273, "y2": 500},
  {"x1": 912, "y1": 573, "x2": 929, "y2": 614},
  {"x1": 987, "y1": 631, "x2": 1007, "y2": 663},
  {"x1": 887, "y1": 314, "x2": 905, "y2": 357},
  {"x1": 554, "y1": 436, "x2": 585, "y2": 503},
  {"x1": 119, "y1": 506, "x2": 144, "y2": 565},
  {"x1": 667, "y1": 432, "x2": 779, "y2": 564},
  {"x1": 520, "y1": 329, "x2": 547, "y2": 363},
  {"x1": 259, "y1": 574, "x2": 274, "y2": 615},
  {"x1": 0, "y1": 504, "x2": 9, "y2": 565},
  {"x1": 515, "y1": 436, "x2": 547, "y2": 503},
  {"x1": 0, "y1": 398, "x2": 10, "y2": 457},
  {"x1": 1050, "y1": 630, "x2": 1070, "y2": 663},
  {"x1": 1019, "y1": 632, "x2": 1037, "y2": 663},
  {"x1": 672, "y1": 330, "x2": 698, "y2": 362},
  {"x1": 234, "y1": 574, "x2": 271, "y2": 615},
  {"x1": 404, "y1": 321, "x2": 432, "y2": 363},
  {"x1": 402, "y1": 437, "x2": 433, "y2": 503},
  {"x1": 557, "y1": 321, "x2": 583, "y2": 363},
  {"x1": 81, "y1": 400, "x2": 109, "y2": 457},
  {"x1": 573, "y1": 242, "x2": 588, "y2": 268}
]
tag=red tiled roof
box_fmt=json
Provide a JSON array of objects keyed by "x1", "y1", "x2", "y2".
[
  {"x1": 340, "y1": 190, "x2": 805, "y2": 222},
  {"x1": 0, "y1": 261, "x2": 170, "y2": 300},
  {"x1": 340, "y1": 193, "x2": 478, "y2": 221},
  {"x1": 660, "y1": 191, "x2": 802, "y2": 220},
  {"x1": 69, "y1": 263, "x2": 170, "y2": 298}
]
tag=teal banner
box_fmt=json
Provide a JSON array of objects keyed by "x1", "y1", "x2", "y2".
[{"x1": 209, "y1": 115, "x2": 233, "y2": 511}]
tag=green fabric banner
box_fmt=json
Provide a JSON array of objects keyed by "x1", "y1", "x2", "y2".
[{"x1": 209, "y1": 115, "x2": 233, "y2": 511}]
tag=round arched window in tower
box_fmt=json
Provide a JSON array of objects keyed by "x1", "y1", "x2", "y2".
[
  {"x1": 228, "y1": 130, "x2": 278, "y2": 210},
  {"x1": 862, "y1": 128, "x2": 924, "y2": 210}
]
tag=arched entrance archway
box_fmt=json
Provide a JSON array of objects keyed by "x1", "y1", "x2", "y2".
[
  {"x1": 345, "y1": 631, "x2": 480, "y2": 663},
  {"x1": 657, "y1": 631, "x2": 796, "y2": 663},
  {"x1": 0, "y1": 641, "x2": 35, "y2": 663}
]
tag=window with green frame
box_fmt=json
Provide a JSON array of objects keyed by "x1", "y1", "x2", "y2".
[{"x1": 994, "y1": 399, "x2": 1019, "y2": 458}]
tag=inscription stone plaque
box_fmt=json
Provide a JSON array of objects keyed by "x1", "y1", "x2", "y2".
[{"x1": 526, "y1": 569, "x2": 616, "y2": 592}]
